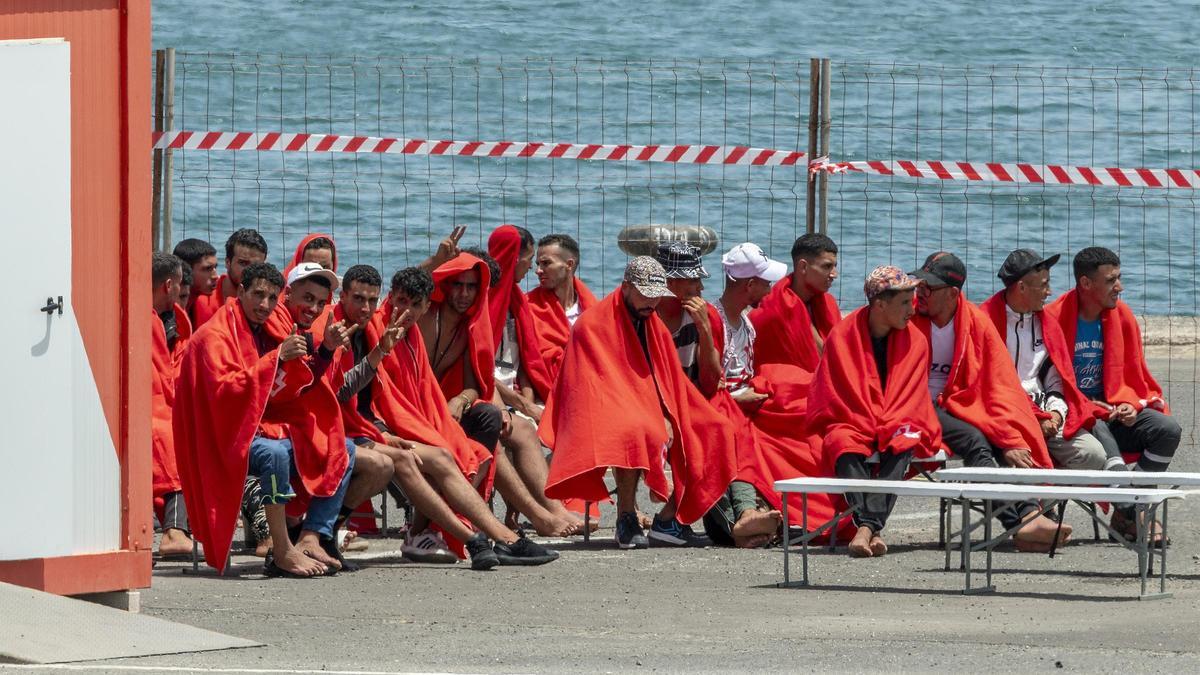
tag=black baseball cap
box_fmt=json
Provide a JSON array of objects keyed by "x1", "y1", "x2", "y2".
[
  {"x1": 998, "y1": 249, "x2": 1061, "y2": 286},
  {"x1": 910, "y1": 251, "x2": 966, "y2": 289}
]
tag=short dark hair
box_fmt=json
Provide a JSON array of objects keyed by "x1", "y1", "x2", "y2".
[
  {"x1": 514, "y1": 226, "x2": 535, "y2": 252},
  {"x1": 390, "y1": 266, "x2": 434, "y2": 302},
  {"x1": 537, "y1": 233, "x2": 580, "y2": 261},
  {"x1": 342, "y1": 264, "x2": 382, "y2": 290},
  {"x1": 225, "y1": 228, "x2": 268, "y2": 260},
  {"x1": 1073, "y1": 246, "x2": 1121, "y2": 281},
  {"x1": 173, "y1": 238, "x2": 217, "y2": 266},
  {"x1": 180, "y1": 263, "x2": 193, "y2": 289},
  {"x1": 303, "y1": 236, "x2": 335, "y2": 255},
  {"x1": 152, "y1": 252, "x2": 183, "y2": 286},
  {"x1": 463, "y1": 247, "x2": 502, "y2": 288},
  {"x1": 791, "y1": 233, "x2": 839, "y2": 261},
  {"x1": 295, "y1": 275, "x2": 332, "y2": 292},
  {"x1": 241, "y1": 261, "x2": 284, "y2": 292}
]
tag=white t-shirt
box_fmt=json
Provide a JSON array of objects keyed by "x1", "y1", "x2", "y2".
[
  {"x1": 927, "y1": 318, "x2": 955, "y2": 401},
  {"x1": 716, "y1": 303, "x2": 756, "y2": 391},
  {"x1": 493, "y1": 314, "x2": 520, "y2": 390},
  {"x1": 565, "y1": 301, "x2": 581, "y2": 327}
]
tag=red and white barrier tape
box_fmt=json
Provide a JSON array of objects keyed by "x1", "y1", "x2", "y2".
[
  {"x1": 151, "y1": 130, "x2": 807, "y2": 166},
  {"x1": 152, "y1": 131, "x2": 1200, "y2": 188},
  {"x1": 808, "y1": 157, "x2": 1200, "y2": 189}
]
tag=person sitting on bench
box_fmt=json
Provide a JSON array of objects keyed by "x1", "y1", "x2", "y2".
[{"x1": 808, "y1": 266, "x2": 942, "y2": 558}]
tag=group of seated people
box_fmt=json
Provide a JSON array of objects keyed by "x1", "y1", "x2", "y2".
[{"x1": 148, "y1": 221, "x2": 1181, "y2": 576}]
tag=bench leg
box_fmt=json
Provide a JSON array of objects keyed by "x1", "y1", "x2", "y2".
[
  {"x1": 984, "y1": 499, "x2": 994, "y2": 590},
  {"x1": 938, "y1": 497, "x2": 946, "y2": 548},
  {"x1": 583, "y1": 502, "x2": 592, "y2": 544}
]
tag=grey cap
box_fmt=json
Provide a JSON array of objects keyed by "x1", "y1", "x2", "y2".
[{"x1": 623, "y1": 256, "x2": 675, "y2": 298}]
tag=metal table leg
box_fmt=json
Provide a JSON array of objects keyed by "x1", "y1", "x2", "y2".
[
  {"x1": 583, "y1": 502, "x2": 591, "y2": 543},
  {"x1": 782, "y1": 497, "x2": 789, "y2": 585},
  {"x1": 801, "y1": 493, "x2": 810, "y2": 586}
]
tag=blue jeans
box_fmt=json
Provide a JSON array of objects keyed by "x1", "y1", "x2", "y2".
[{"x1": 248, "y1": 436, "x2": 356, "y2": 538}]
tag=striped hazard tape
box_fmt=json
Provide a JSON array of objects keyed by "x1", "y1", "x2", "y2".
[
  {"x1": 808, "y1": 157, "x2": 1200, "y2": 189},
  {"x1": 151, "y1": 130, "x2": 808, "y2": 166}
]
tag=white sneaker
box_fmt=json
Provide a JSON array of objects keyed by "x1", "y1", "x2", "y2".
[{"x1": 401, "y1": 530, "x2": 459, "y2": 564}]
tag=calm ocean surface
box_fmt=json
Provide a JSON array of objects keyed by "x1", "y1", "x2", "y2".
[{"x1": 152, "y1": 2, "x2": 1200, "y2": 313}]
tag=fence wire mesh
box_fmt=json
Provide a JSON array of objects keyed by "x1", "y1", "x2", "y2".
[{"x1": 158, "y1": 54, "x2": 1200, "y2": 441}]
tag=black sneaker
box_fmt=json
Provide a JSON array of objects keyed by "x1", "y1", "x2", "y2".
[
  {"x1": 493, "y1": 533, "x2": 560, "y2": 566},
  {"x1": 648, "y1": 515, "x2": 711, "y2": 547},
  {"x1": 465, "y1": 532, "x2": 500, "y2": 571},
  {"x1": 615, "y1": 512, "x2": 649, "y2": 550},
  {"x1": 319, "y1": 532, "x2": 359, "y2": 573}
]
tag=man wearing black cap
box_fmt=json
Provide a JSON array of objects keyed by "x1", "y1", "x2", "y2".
[
  {"x1": 979, "y1": 250, "x2": 1118, "y2": 471},
  {"x1": 912, "y1": 252, "x2": 1070, "y2": 551}
]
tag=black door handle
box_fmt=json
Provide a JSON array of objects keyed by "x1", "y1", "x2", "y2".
[{"x1": 40, "y1": 296, "x2": 63, "y2": 316}]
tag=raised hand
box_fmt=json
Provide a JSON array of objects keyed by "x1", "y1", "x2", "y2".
[
  {"x1": 682, "y1": 297, "x2": 711, "y2": 336},
  {"x1": 322, "y1": 309, "x2": 354, "y2": 351},
  {"x1": 434, "y1": 225, "x2": 467, "y2": 266},
  {"x1": 379, "y1": 308, "x2": 412, "y2": 354},
  {"x1": 279, "y1": 324, "x2": 309, "y2": 362}
]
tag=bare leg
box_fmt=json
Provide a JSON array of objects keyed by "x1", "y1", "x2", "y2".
[
  {"x1": 265, "y1": 504, "x2": 325, "y2": 576},
  {"x1": 494, "y1": 450, "x2": 578, "y2": 537},
  {"x1": 614, "y1": 468, "x2": 641, "y2": 516},
  {"x1": 410, "y1": 443, "x2": 521, "y2": 546},
  {"x1": 656, "y1": 493, "x2": 678, "y2": 522},
  {"x1": 504, "y1": 418, "x2": 578, "y2": 521},
  {"x1": 376, "y1": 444, "x2": 477, "y2": 544},
  {"x1": 342, "y1": 444, "x2": 394, "y2": 512}
]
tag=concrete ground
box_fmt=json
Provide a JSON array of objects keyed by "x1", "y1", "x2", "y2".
[{"x1": 12, "y1": 359, "x2": 1200, "y2": 674}]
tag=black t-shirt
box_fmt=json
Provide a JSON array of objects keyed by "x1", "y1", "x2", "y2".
[
  {"x1": 871, "y1": 333, "x2": 889, "y2": 389},
  {"x1": 350, "y1": 331, "x2": 376, "y2": 422},
  {"x1": 160, "y1": 308, "x2": 179, "y2": 351}
]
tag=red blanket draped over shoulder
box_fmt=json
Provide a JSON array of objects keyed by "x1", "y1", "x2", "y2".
[
  {"x1": 189, "y1": 274, "x2": 230, "y2": 327},
  {"x1": 808, "y1": 307, "x2": 942, "y2": 469},
  {"x1": 1047, "y1": 290, "x2": 1167, "y2": 413},
  {"x1": 912, "y1": 299, "x2": 1053, "y2": 468},
  {"x1": 697, "y1": 304, "x2": 854, "y2": 539},
  {"x1": 283, "y1": 232, "x2": 338, "y2": 279},
  {"x1": 540, "y1": 290, "x2": 736, "y2": 524},
  {"x1": 431, "y1": 254, "x2": 495, "y2": 402},
  {"x1": 980, "y1": 291, "x2": 1103, "y2": 439},
  {"x1": 151, "y1": 305, "x2": 192, "y2": 503},
  {"x1": 174, "y1": 299, "x2": 349, "y2": 571},
  {"x1": 372, "y1": 303, "x2": 494, "y2": 488},
  {"x1": 526, "y1": 278, "x2": 598, "y2": 381},
  {"x1": 749, "y1": 275, "x2": 841, "y2": 370},
  {"x1": 487, "y1": 226, "x2": 555, "y2": 401}
]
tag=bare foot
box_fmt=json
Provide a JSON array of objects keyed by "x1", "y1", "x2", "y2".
[
  {"x1": 868, "y1": 534, "x2": 888, "y2": 556},
  {"x1": 274, "y1": 545, "x2": 326, "y2": 577},
  {"x1": 848, "y1": 525, "x2": 874, "y2": 558},
  {"x1": 504, "y1": 508, "x2": 521, "y2": 531},
  {"x1": 254, "y1": 536, "x2": 273, "y2": 558},
  {"x1": 1014, "y1": 514, "x2": 1073, "y2": 552},
  {"x1": 636, "y1": 511, "x2": 653, "y2": 530},
  {"x1": 296, "y1": 531, "x2": 341, "y2": 570},
  {"x1": 734, "y1": 533, "x2": 773, "y2": 549},
  {"x1": 732, "y1": 509, "x2": 783, "y2": 542},
  {"x1": 157, "y1": 528, "x2": 193, "y2": 557},
  {"x1": 532, "y1": 514, "x2": 582, "y2": 537}
]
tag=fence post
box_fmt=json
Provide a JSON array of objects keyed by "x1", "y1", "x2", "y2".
[
  {"x1": 151, "y1": 49, "x2": 164, "y2": 251},
  {"x1": 818, "y1": 58, "x2": 831, "y2": 235},
  {"x1": 161, "y1": 48, "x2": 176, "y2": 251},
  {"x1": 805, "y1": 58, "x2": 820, "y2": 235}
]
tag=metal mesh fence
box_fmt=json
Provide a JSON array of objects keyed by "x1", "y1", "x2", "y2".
[
  {"x1": 163, "y1": 53, "x2": 811, "y2": 291},
  {"x1": 157, "y1": 54, "x2": 1200, "y2": 439}
]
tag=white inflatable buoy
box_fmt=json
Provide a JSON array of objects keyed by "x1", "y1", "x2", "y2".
[{"x1": 617, "y1": 224, "x2": 720, "y2": 257}]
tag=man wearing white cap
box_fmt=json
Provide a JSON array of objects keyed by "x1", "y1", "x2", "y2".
[
  {"x1": 280, "y1": 262, "x2": 395, "y2": 570},
  {"x1": 718, "y1": 243, "x2": 787, "y2": 396}
]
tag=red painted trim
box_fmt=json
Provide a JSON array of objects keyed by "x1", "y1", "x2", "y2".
[{"x1": 0, "y1": 551, "x2": 152, "y2": 596}]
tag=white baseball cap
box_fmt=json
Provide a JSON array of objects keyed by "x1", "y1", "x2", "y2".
[
  {"x1": 721, "y1": 243, "x2": 787, "y2": 282},
  {"x1": 286, "y1": 262, "x2": 340, "y2": 292}
]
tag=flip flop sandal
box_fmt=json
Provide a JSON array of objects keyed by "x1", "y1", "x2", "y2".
[{"x1": 262, "y1": 551, "x2": 322, "y2": 579}]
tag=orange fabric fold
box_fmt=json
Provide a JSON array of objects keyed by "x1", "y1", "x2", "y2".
[
  {"x1": 526, "y1": 278, "x2": 598, "y2": 381},
  {"x1": 431, "y1": 253, "x2": 495, "y2": 402},
  {"x1": 151, "y1": 305, "x2": 192, "y2": 502},
  {"x1": 912, "y1": 300, "x2": 1053, "y2": 468},
  {"x1": 980, "y1": 291, "x2": 1103, "y2": 439},
  {"x1": 540, "y1": 290, "x2": 737, "y2": 524},
  {"x1": 174, "y1": 299, "x2": 349, "y2": 571},
  {"x1": 487, "y1": 226, "x2": 555, "y2": 401},
  {"x1": 1047, "y1": 290, "x2": 1168, "y2": 414},
  {"x1": 749, "y1": 275, "x2": 841, "y2": 370},
  {"x1": 807, "y1": 307, "x2": 942, "y2": 469}
]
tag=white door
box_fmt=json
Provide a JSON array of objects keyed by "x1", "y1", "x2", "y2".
[{"x1": 0, "y1": 39, "x2": 118, "y2": 561}]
